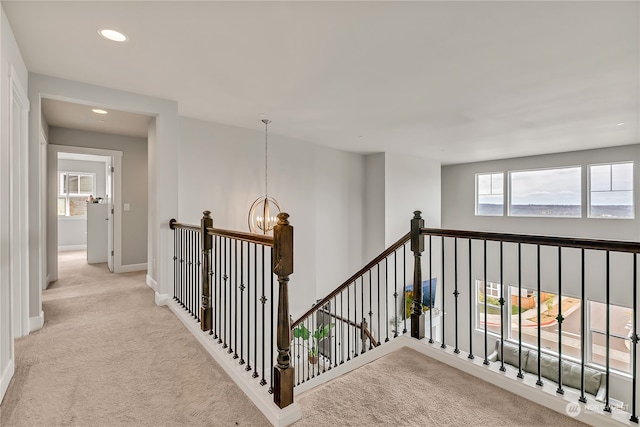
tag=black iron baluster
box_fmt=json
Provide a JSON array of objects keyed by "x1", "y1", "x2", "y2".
[
  {"x1": 353, "y1": 279, "x2": 358, "y2": 358},
  {"x1": 483, "y1": 239, "x2": 488, "y2": 365},
  {"x1": 517, "y1": 243, "x2": 523, "y2": 379},
  {"x1": 403, "y1": 244, "x2": 407, "y2": 334},
  {"x1": 429, "y1": 235, "x2": 433, "y2": 344},
  {"x1": 499, "y1": 241, "x2": 505, "y2": 372},
  {"x1": 393, "y1": 251, "x2": 398, "y2": 339},
  {"x1": 246, "y1": 242, "x2": 253, "y2": 373},
  {"x1": 536, "y1": 245, "x2": 542, "y2": 385},
  {"x1": 260, "y1": 245, "x2": 267, "y2": 386},
  {"x1": 556, "y1": 247, "x2": 564, "y2": 394},
  {"x1": 468, "y1": 238, "x2": 474, "y2": 360},
  {"x1": 384, "y1": 258, "x2": 389, "y2": 343},
  {"x1": 253, "y1": 243, "x2": 259, "y2": 379},
  {"x1": 579, "y1": 248, "x2": 585, "y2": 401},
  {"x1": 341, "y1": 290, "x2": 345, "y2": 364},
  {"x1": 441, "y1": 236, "x2": 446, "y2": 349},
  {"x1": 377, "y1": 263, "x2": 381, "y2": 346},
  {"x1": 454, "y1": 238, "x2": 460, "y2": 354},
  {"x1": 223, "y1": 238, "x2": 228, "y2": 349},
  {"x1": 631, "y1": 253, "x2": 638, "y2": 423},
  {"x1": 347, "y1": 281, "x2": 351, "y2": 361},
  {"x1": 172, "y1": 227, "x2": 177, "y2": 301},
  {"x1": 361, "y1": 275, "x2": 365, "y2": 354},
  {"x1": 369, "y1": 271, "x2": 373, "y2": 351},
  {"x1": 234, "y1": 240, "x2": 239, "y2": 359},
  {"x1": 186, "y1": 230, "x2": 191, "y2": 314},
  {"x1": 269, "y1": 247, "x2": 274, "y2": 392},
  {"x1": 604, "y1": 250, "x2": 611, "y2": 411},
  {"x1": 307, "y1": 317, "x2": 312, "y2": 380},
  {"x1": 240, "y1": 241, "x2": 245, "y2": 364},
  {"x1": 213, "y1": 236, "x2": 219, "y2": 340}
]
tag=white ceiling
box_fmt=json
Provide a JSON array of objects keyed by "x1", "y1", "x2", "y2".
[{"x1": 4, "y1": 1, "x2": 638, "y2": 164}]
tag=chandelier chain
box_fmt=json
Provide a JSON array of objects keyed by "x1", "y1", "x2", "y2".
[{"x1": 263, "y1": 119, "x2": 270, "y2": 197}]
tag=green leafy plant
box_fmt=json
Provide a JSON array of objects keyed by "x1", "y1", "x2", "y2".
[{"x1": 292, "y1": 323, "x2": 334, "y2": 357}]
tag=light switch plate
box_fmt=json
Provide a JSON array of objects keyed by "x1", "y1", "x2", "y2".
[{"x1": 124, "y1": 203, "x2": 130, "y2": 211}]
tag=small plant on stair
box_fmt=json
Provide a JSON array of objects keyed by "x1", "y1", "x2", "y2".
[{"x1": 292, "y1": 323, "x2": 335, "y2": 364}]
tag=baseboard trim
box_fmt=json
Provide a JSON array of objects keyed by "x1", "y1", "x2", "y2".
[
  {"x1": 1, "y1": 359, "x2": 15, "y2": 403},
  {"x1": 119, "y1": 263, "x2": 147, "y2": 273},
  {"x1": 57, "y1": 245, "x2": 86, "y2": 252},
  {"x1": 168, "y1": 301, "x2": 301, "y2": 427},
  {"x1": 146, "y1": 275, "x2": 158, "y2": 291},
  {"x1": 154, "y1": 292, "x2": 170, "y2": 306},
  {"x1": 29, "y1": 311, "x2": 44, "y2": 332}
]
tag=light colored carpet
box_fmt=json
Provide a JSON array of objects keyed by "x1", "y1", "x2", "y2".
[
  {"x1": 294, "y1": 346, "x2": 587, "y2": 427},
  {"x1": 0, "y1": 251, "x2": 269, "y2": 426}
]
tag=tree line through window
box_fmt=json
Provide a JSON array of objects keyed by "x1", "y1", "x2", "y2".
[{"x1": 476, "y1": 162, "x2": 634, "y2": 219}]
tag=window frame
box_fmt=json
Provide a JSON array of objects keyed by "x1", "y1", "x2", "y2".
[
  {"x1": 508, "y1": 165, "x2": 582, "y2": 218},
  {"x1": 475, "y1": 172, "x2": 505, "y2": 217},
  {"x1": 588, "y1": 161, "x2": 634, "y2": 220},
  {"x1": 57, "y1": 171, "x2": 96, "y2": 218}
]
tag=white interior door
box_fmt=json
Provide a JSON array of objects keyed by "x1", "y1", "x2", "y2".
[{"x1": 106, "y1": 160, "x2": 114, "y2": 272}]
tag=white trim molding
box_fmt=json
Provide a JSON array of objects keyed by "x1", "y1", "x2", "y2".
[
  {"x1": 1, "y1": 359, "x2": 15, "y2": 403},
  {"x1": 154, "y1": 291, "x2": 170, "y2": 306},
  {"x1": 119, "y1": 263, "x2": 147, "y2": 273},
  {"x1": 146, "y1": 274, "x2": 158, "y2": 291},
  {"x1": 58, "y1": 245, "x2": 87, "y2": 252},
  {"x1": 29, "y1": 311, "x2": 45, "y2": 332}
]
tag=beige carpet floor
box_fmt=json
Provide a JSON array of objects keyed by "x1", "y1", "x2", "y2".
[
  {"x1": 2, "y1": 251, "x2": 587, "y2": 427},
  {"x1": 0, "y1": 251, "x2": 269, "y2": 426},
  {"x1": 294, "y1": 346, "x2": 587, "y2": 427}
]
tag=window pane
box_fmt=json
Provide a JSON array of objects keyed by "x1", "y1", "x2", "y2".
[
  {"x1": 491, "y1": 173, "x2": 503, "y2": 195},
  {"x1": 57, "y1": 197, "x2": 66, "y2": 216},
  {"x1": 589, "y1": 162, "x2": 634, "y2": 218},
  {"x1": 590, "y1": 164, "x2": 611, "y2": 192},
  {"x1": 510, "y1": 167, "x2": 581, "y2": 217},
  {"x1": 589, "y1": 301, "x2": 631, "y2": 373},
  {"x1": 509, "y1": 288, "x2": 581, "y2": 359},
  {"x1": 477, "y1": 173, "x2": 504, "y2": 216},
  {"x1": 69, "y1": 196, "x2": 87, "y2": 217},
  {"x1": 476, "y1": 280, "x2": 502, "y2": 336},
  {"x1": 612, "y1": 163, "x2": 633, "y2": 191},
  {"x1": 78, "y1": 175, "x2": 94, "y2": 194},
  {"x1": 68, "y1": 175, "x2": 79, "y2": 193}
]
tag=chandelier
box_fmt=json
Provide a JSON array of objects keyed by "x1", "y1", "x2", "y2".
[{"x1": 248, "y1": 119, "x2": 281, "y2": 234}]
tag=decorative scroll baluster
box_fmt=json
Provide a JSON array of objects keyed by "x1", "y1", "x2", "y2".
[
  {"x1": 411, "y1": 211, "x2": 425, "y2": 339},
  {"x1": 240, "y1": 242, "x2": 245, "y2": 365}
]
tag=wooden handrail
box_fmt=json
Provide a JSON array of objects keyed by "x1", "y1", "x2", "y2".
[
  {"x1": 291, "y1": 231, "x2": 411, "y2": 328},
  {"x1": 169, "y1": 219, "x2": 199, "y2": 232},
  {"x1": 318, "y1": 308, "x2": 378, "y2": 347},
  {"x1": 421, "y1": 227, "x2": 640, "y2": 253},
  {"x1": 207, "y1": 226, "x2": 274, "y2": 246}
]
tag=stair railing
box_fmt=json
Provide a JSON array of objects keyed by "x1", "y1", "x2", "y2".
[
  {"x1": 170, "y1": 211, "x2": 295, "y2": 409},
  {"x1": 290, "y1": 231, "x2": 411, "y2": 386}
]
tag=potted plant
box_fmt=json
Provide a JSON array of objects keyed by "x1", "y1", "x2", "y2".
[{"x1": 292, "y1": 323, "x2": 334, "y2": 364}]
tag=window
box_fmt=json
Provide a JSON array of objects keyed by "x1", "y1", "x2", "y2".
[
  {"x1": 476, "y1": 282, "x2": 582, "y2": 360},
  {"x1": 589, "y1": 162, "x2": 633, "y2": 219},
  {"x1": 58, "y1": 172, "x2": 95, "y2": 217},
  {"x1": 476, "y1": 172, "x2": 504, "y2": 216},
  {"x1": 589, "y1": 301, "x2": 631, "y2": 373},
  {"x1": 510, "y1": 167, "x2": 581, "y2": 217}
]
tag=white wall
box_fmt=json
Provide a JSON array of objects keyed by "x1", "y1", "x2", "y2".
[
  {"x1": 364, "y1": 153, "x2": 385, "y2": 261},
  {"x1": 177, "y1": 117, "x2": 365, "y2": 316},
  {"x1": 57, "y1": 158, "x2": 107, "y2": 249},
  {"x1": 49, "y1": 129, "x2": 147, "y2": 265},
  {"x1": 0, "y1": 4, "x2": 28, "y2": 402}
]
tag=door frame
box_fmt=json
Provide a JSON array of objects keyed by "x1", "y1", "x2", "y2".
[{"x1": 48, "y1": 144, "x2": 123, "y2": 276}]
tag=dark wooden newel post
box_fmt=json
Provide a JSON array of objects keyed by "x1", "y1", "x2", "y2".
[
  {"x1": 411, "y1": 211, "x2": 425, "y2": 339},
  {"x1": 273, "y1": 213, "x2": 294, "y2": 408},
  {"x1": 200, "y1": 211, "x2": 213, "y2": 332}
]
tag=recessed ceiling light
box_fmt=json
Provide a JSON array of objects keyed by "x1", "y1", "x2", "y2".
[
  {"x1": 617, "y1": 122, "x2": 625, "y2": 126},
  {"x1": 92, "y1": 109, "x2": 108, "y2": 115},
  {"x1": 98, "y1": 28, "x2": 128, "y2": 43}
]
